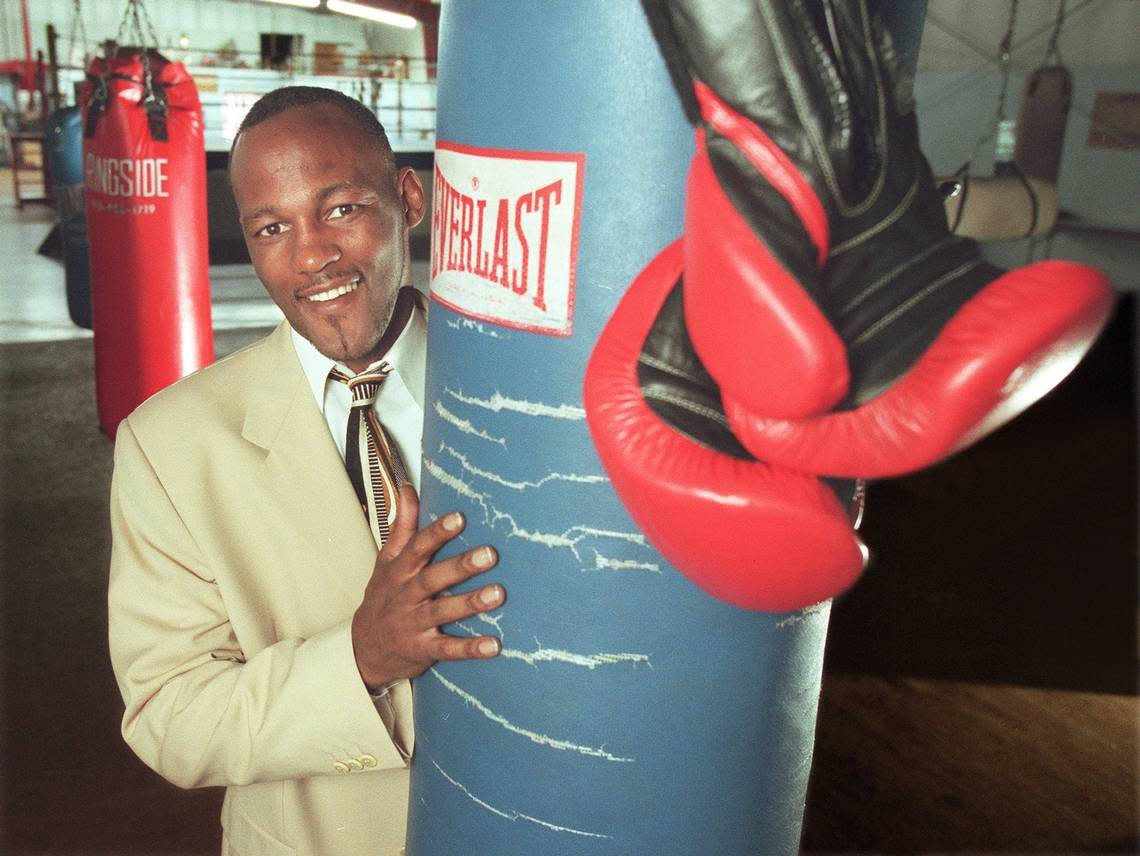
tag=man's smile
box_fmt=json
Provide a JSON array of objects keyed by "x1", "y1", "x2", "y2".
[{"x1": 301, "y1": 276, "x2": 362, "y2": 303}]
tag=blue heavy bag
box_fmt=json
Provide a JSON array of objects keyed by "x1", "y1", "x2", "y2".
[
  {"x1": 407, "y1": 3, "x2": 830, "y2": 854},
  {"x1": 47, "y1": 106, "x2": 91, "y2": 329}
]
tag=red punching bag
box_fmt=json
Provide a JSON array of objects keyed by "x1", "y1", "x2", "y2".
[{"x1": 82, "y1": 46, "x2": 213, "y2": 438}]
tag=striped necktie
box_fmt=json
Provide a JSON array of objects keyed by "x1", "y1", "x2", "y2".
[{"x1": 329, "y1": 365, "x2": 409, "y2": 548}]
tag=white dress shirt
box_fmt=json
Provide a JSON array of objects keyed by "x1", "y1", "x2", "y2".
[{"x1": 289, "y1": 296, "x2": 426, "y2": 493}]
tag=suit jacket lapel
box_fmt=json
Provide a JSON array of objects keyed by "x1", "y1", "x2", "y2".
[{"x1": 241, "y1": 324, "x2": 378, "y2": 606}]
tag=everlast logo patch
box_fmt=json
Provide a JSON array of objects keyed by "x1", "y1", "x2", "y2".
[{"x1": 430, "y1": 142, "x2": 584, "y2": 336}]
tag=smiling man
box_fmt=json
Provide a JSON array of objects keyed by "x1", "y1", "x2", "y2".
[
  {"x1": 108, "y1": 87, "x2": 504, "y2": 856},
  {"x1": 232, "y1": 95, "x2": 413, "y2": 372}
]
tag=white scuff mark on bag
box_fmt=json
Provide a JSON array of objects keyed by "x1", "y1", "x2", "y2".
[
  {"x1": 444, "y1": 387, "x2": 586, "y2": 420},
  {"x1": 423, "y1": 456, "x2": 492, "y2": 521},
  {"x1": 445, "y1": 317, "x2": 504, "y2": 338},
  {"x1": 774, "y1": 602, "x2": 830, "y2": 628},
  {"x1": 590, "y1": 551, "x2": 662, "y2": 573},
  {"x1": 453, "y1": 619, "x2": 651, "y2": 671},
  {"x1": 431, "y1": 759, "x2": 612, "y2": 838},
  {"x1": 502, "y1": 643, "x2": 652, "y2": 671},
  {"x1": 438, "y1": 442, "x2": 608, "y2": 491},
  {"x1": 425, "y1": 459, "x2": 645, "y2": 560},
  {"x1": 470, "y1": 610, "x2": 505, "y2": 634},
  {"x1": 429, "y1": 668, "x2": 634, "y2": 762},
  {"x1": 433, "y1": 400, "x2": 508, "y2": 447},
  {"x1": 488, "y1": 510, "x2": 646, "y2": 561}
]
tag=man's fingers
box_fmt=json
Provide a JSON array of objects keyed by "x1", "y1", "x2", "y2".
[
  {"x1": 389, "y1": 507, "x2": 469, "y2": 573},
  {"x1": 379, "y1": 488, "x2": 469, "y2": 574},
  {"x1": 421, "y1": 581, "x2": 505, "y2": 629},
  {"x1": 378, "y1": 485, "x2": 422, "y2": 561},
  {"x1": 415, "y1": 545, "x2": 497, "y2": 599},
  {"x1": 433, "y1": 633, "x2": 502, "y2": 662}
]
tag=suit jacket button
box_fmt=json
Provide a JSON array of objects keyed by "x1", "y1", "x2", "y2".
[
  {"x1": 360, "y1": 754, "x2": 378, "y2": 768},
  {"x1": 346, "y1": 758, "x2": 364, "y2": 771},
  {"x1": 333, "y1": 761, "x2": 350, "y2": 774}
]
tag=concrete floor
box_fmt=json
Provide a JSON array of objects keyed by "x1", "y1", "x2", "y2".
[{"x1": 1, "y1": 171, "x2": 1136, "y2": 854}]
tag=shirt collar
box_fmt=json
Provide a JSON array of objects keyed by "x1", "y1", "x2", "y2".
[{"x1": 290, "y1": 290, "x2": 427, "y2": 413}]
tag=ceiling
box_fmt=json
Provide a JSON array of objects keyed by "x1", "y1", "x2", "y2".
[{"x1": 918, "y1": 0, "x2": 1140, "y2": 69}]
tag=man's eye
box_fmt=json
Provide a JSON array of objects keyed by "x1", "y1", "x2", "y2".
[
  {"x1": 255, "y1": 222, "x2": 288, "y2": 238},
  {"x1": 328, "y1": 204, "x2": 357, "y2": 220}
]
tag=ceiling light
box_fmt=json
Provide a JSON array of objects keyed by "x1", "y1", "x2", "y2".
[
  {"x1": 256, "y1": 0, "x2": 321, "y2": 8},
  {"x1": 326, "y1": 1, "x2": 417, "y2": 28}
]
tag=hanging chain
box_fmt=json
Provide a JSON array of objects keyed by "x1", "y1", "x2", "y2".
[
  {"x1": 1044, "y1": 0, "x2": 1066, "y2": 65},
  {"x1": 134, "y1": 0, "x2": 160, "y2": 50},
  {"x1": 67, "y1": 0, "x2": 89, "y2": 68},
  {"x1": 959, "y1": 0, "x2": 1022, "y2": 168},
  {"x1": 990, "y1": 0, "x2": 1020, "y2": 165},
  {"x1": 995, "y1": 0, "x2": 1019, "y2": 123},
  {"x1": 137, "y1": 0, "x2": 161, "y2": 108},
  {"x1": 114, "y1": 0, "x2": 160, "y2": 59},
  {"x1": 114, "y1": 0, "x2": 137, "y2": 48},
  {"x1": 113, "y1": 0, "x2": 162, "y2": 109}
]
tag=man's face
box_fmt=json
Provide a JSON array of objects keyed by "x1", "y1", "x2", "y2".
[{"x1": 230, "y1": 103, "x2": 424, "y2": 370}]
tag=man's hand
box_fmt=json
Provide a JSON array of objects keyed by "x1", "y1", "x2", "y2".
[{"x1": 351, "y1": 485, "x2": 504, "y2": 690}]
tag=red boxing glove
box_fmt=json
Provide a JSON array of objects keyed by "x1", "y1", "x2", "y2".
[
  {"x1": 645, "y1": 0, "x2": 1114, "y2": 477},
  {"x1": 584, "y1": 241, "x2": 867, "y2": 612}
]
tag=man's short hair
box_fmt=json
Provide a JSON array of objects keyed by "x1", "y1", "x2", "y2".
[{"x1": 232, "y1": 85, "x2": 396, "y2": 171}]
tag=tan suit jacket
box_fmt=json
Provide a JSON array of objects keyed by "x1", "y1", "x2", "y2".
[{"x1": 108, "y1": 322, "x2": 413, "y2": 856}]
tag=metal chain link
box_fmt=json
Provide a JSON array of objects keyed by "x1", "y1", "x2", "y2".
[
  {"x1": 67, "y1": 0, "x2": 89, "y2": 68},
  {"x1": 995, "y1": 0, "x2": 1019, "y2": 123},
  {"x1": 959, "y1": 0, "x2": 1021, "y2": 168},
  {"x1": 1044, "y1": 0, "x2": 1067, "y2": 66},
  {"x1": 114, "y1": 0, "x2": 159, "y2": 60},
  {"x1": 988, "y1": 0, "x2": 1021, "y2": 165},
  {"x1": 113, "y1": 1, "x2": 163, "y2": 110}
]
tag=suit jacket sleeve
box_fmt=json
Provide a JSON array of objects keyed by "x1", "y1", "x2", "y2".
[{"x1": 108, "y1": 419, "x2": 408, "y2": 789}]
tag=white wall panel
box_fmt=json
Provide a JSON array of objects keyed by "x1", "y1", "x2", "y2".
[{"x1": 12, "y1": 0, "x2": 424, "y2": 73}]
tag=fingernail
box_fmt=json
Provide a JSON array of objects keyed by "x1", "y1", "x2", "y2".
[
  {"x1": 479, "y1": 584, "x2": 502, "y2": 605},
  {"x1": 472, "y1": 546, "x2": 494, "y2": 568},
  {"x1": 478, "y1": 638, "x2": 500, "y2": 656},
  {"x1": 442, "y1": 512, "x2": 463, "y2": 532}
]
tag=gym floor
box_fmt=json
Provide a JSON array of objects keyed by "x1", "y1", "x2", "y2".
[{"x1": 1, "y1": 171, "x2": 1136, "y2": 854}]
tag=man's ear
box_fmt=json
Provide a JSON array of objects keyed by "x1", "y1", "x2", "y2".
[{"x1": 397, "y1": 167, "x2": 426, "y2": 228}]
